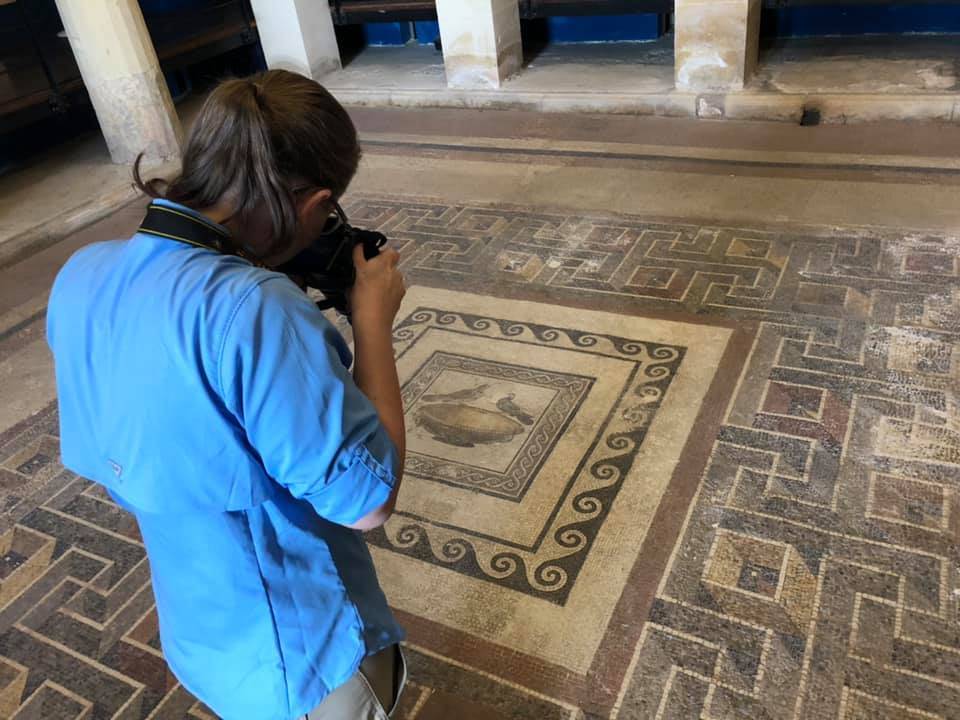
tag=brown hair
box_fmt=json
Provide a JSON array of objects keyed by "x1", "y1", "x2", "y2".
[{"x1": 134, "y1": 69, "x2": 360, "y2": 258}]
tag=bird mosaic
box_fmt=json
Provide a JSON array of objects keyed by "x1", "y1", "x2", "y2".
[{"x1": 496, "y1": 394, "x2": 535, "y2": 425}]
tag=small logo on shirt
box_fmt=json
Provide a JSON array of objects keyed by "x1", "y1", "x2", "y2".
[{"x1": 108, "y1": 460, "x2": 123, "y2": 478}]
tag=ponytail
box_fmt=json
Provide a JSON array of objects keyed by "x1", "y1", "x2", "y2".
[
  {"x1": 231, "y1": 80, "x2": 298, "y2": 258},
  {"x1": 133, "y1": 153, "x2": 168, "y2": 199}
]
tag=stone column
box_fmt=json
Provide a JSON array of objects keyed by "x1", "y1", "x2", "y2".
[
  {"x1": 674, "y1": 0, "x2": 762, "y2": 92},
  {"x1": 435, "y1": 0, "x2": 523, "y2": 89},
  {"x1": 248, "y1": 0, "x2": 341, "y2": 79},
  {"x1": 54, "y1": 0, "x2": 182, "y2": 164}
]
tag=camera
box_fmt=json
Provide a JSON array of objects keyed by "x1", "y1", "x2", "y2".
[{"x1": 276, "y1": 202, "x2": 386, "y2": 316}]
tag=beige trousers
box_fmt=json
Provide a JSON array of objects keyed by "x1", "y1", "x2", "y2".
[{"x1": 304, "y1": 646, "x2": 406, "y2": 720}]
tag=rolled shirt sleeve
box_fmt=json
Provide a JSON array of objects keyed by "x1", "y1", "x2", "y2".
[{"x1": 218, "y1": 276, "x2": 399, "y2": 527}]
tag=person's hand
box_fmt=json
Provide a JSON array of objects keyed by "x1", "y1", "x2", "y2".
[{"x1": 349, "y1": 243, "x2": 406, "y2": 334}]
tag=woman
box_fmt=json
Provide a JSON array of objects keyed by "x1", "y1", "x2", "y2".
[{"x1": 47, "y1": 70, "x2": 407, "y2": 720}]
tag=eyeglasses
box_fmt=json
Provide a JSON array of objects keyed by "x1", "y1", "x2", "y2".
[
  {"x1": 319, "y1": 201, "x2": 348, "y2": 237},
  {"x1": 291, "y1": 186, "x2": 348, "y2": 238}
]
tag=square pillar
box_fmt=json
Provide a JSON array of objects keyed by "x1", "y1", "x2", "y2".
[
  {"x1": 249, "y1": 0, "x2": 341, "y2": 79},
  {"x1": 436, "y1": 0, "x2": 523, "y2": 89},
  {"x1": 675, "y1": 0, "x2": 762, "y2": 92},
  {"x1": 54, "y1": 0, "x2": 182, "y2": 164}
]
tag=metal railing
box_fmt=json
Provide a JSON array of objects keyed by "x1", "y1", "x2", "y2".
[
  {"x1": 329, "y1": 0, "x2": 960, "y2": 24},
  {"x1": 330, "y1": 0, "x2": 675, "y2": 24}
]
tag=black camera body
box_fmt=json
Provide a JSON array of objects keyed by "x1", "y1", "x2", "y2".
[{"x1": 276, "y1": 222, "x2": 387, "y2": 315}]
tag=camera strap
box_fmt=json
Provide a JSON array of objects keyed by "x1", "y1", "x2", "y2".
[
  {"x1": 139, "y1": 201, "x2": 346, "y2": 314},
  {"x1": 138, "y1": 202, "x2": 232, "y2": 254}
]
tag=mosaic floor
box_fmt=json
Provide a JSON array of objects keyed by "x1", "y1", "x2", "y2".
[{"x1": 0, "y1": 193, "x2": 957, "y2": 719}]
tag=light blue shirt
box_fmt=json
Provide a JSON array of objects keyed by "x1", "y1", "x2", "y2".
[{"x1": 47, "y1": 200, "x2": 404, "y2": 720}]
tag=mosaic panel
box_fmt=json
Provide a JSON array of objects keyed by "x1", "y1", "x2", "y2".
[{"x1": 0, "y1": 193, "x2": 957, "y2": 719}]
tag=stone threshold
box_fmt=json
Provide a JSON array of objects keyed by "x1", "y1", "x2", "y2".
[
  {"x1": 358, "y1": 131, "x2": 960, "y2": 171},
  {"x1": 5, "y1": 104, "x2": 959, "y2": 270},
  {"x1": 337, "y1": 86, "x2": 960, "y2": 125}
]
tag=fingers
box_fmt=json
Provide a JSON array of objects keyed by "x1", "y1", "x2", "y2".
[
  {"x1": 354, "y1": 243, "x2": 400, "y2": 269},
  {"x1": 352, "y1": 242, "x2": 367, "y2": 268}
]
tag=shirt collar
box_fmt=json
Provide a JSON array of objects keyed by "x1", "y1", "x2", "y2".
[{"x1": 149, "y1": 198, "x2": 232, "y2": 238}]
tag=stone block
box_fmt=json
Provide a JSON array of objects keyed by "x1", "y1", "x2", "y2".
[
  {"x1": 675, "y1": 0, "x2": 762, "y2": 92},
  {"x1": 249, "y1": 0, "x2": 341, "y2": 79},
  {"x1": 54, "y1": 0, "x2": 182, "y2": 164},
  {"x1": 436, "y1": 0, "x2": 522, "y2": 89}
]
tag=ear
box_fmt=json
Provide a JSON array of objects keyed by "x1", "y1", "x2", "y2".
[{"x1": 298, "y1": 188, "x2": 333, "y2": 222}]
